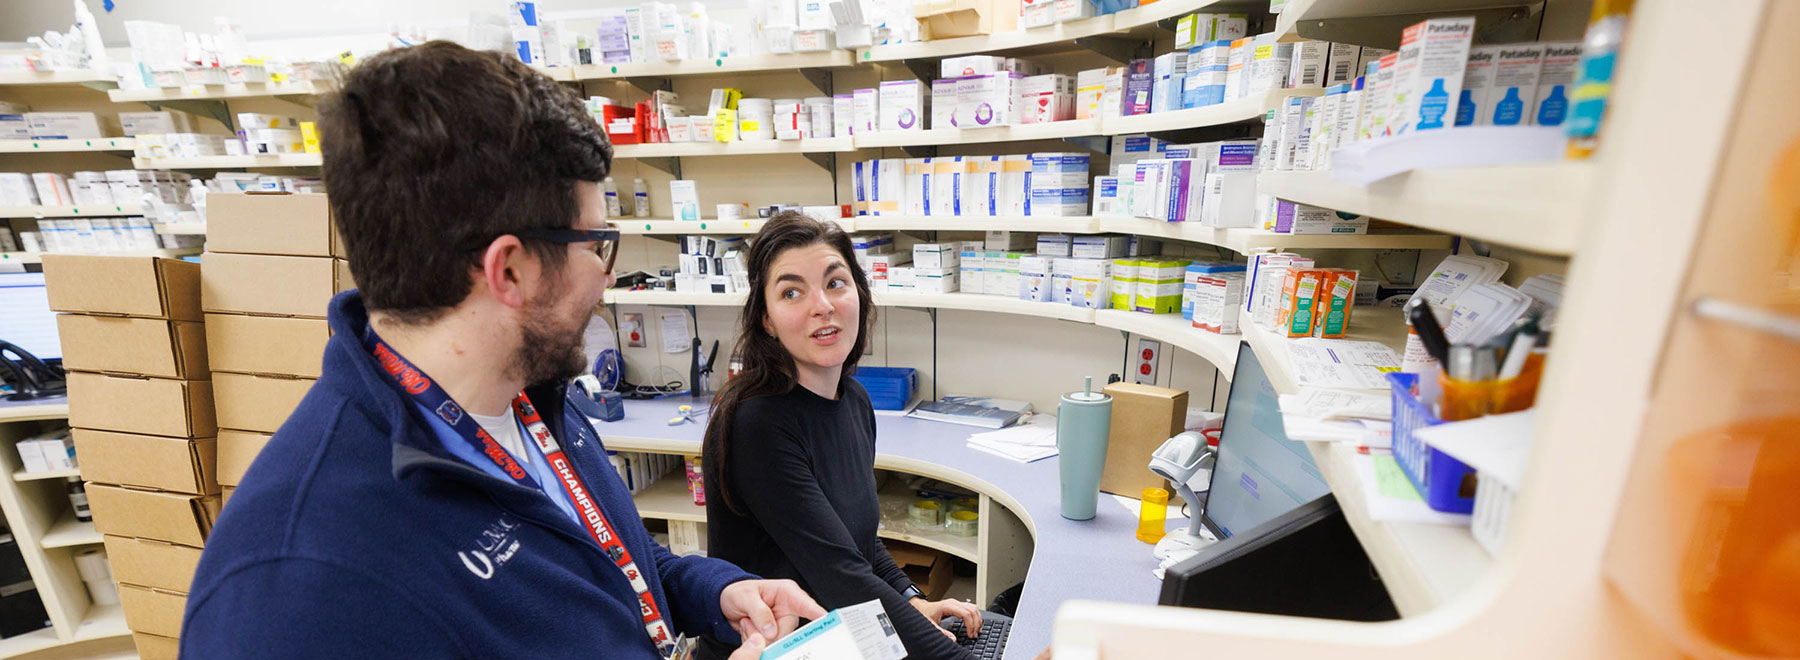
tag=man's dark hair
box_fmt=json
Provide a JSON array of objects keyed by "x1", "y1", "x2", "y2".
[{"x1": 319, "y1": 41, "x2": 612, "y2": 323}]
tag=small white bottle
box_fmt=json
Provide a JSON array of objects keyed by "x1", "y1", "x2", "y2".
[
  {"x1": 603, "y1": 177, "x2": 623, "y2": 217},
  {"x1": 632, "y1": 177, "x2": 650, "y2": 218}
]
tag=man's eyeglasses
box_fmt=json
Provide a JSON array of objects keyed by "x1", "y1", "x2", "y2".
[{"x1": 514, "y1": 227, "x2": 621, "y2": 271}]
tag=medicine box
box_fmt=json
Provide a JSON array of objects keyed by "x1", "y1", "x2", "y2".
[
  {"x1": 931, "y1": 79, "x2": 958, "y2": 129},
  {"x1": 913, "y1": 243, "x2": 960, "y2": 270},
  {"x1": 1075, "y1": 68, "x2": 1110, "y2": 119},
  {"x1": 25, "y1": 112, "x2": 104, "y2": 140},
  {"x1": 0, "y1": 101, "x2": 28, "y2": 139},
  {"x1": 931, "y1": 157, "x2": 963, "y2": 216},
  {"x1": 1279, "y1": 268, "x2": 1327, "y2": 337},
  {"x1": 1017, "y1": 74, "x2": 1074, "y2": 124},
  {"x1": 1288, "y1": 40, "x2": 1330, "y2": 88},
  {"x1": 119, "y1": 111, "x2": 192, "y2": 137},
  {"x1": 1476, "y1": 44, "x2": 1544, "y2": 126},
  {"x1": 985, "y1": 230, "x2": 1033, "y2": 251},
  {"x1": 669, "y1": 180, "x2": 700, "y2": 221},
  {"x1": 1121, "y1": 59, "x2": 1152, "y2": 116},
  {"x1": 1035, "y1": 234, "x2": 1071, "y2": 258},
  {"x1": 1325, "y1": 43, "x2": 1362, "y2": 87},
  {"x1": 1151, "y1": 52, "x2": 1189, "y2": 113},
  {"x1": 1072, "y1": 234, "x2": 1128, "y2": 260},
  {"x1": 1386, "y1": 17, "x2": 1475, "y2": 135},
  {"x1": 879, "y1": 80, "x2": 926, "y2": 131},
  {"x1": 1312, "y1": 269, "x2": 1358, "y2": 338},
  {"x1": 1291, "y1": 204, "x2": 1369, "y2": 234},
  {"x1": 903, "y1": 158, "x2": 930, "y2": 215},
  {"x1": 1532, "y1": 42, "x2": 1582, "y2": 126},
  {"x1": 957, "y1": 72, "x2": 1019, "y2": 128},
  {"x1": 1248, "y1": 34, "x2": 1294, "y2": 94}
]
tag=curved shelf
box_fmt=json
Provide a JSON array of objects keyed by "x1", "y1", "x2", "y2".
[
  {"x1": 854, "y1": 118, "x2": 1103, "y2": 149},
  {"x1": 13, "y1": 468, "x2": 81, "y2": 482},
  {"x1": 1093, "y1": 309, "x2": 1239, "y2": 378},
  {"x1": 855, "y1": 215, "x2": 1098, "y2": 233},
  {"x1": 40, "y1": 510, "x2": 102, "y2": 549},
  {"x1": 1239, "y1": 305, "x2": 1407, "y2": 397},
  {"x1": 1257, "y1": 164, "x2": 1591, "y2": 256},
  {"x1": 0, "y1": 398, "x2": 68, "y2": 423},
  {"x1": 0, "y1": 138, "x2": 135, "y2": 154},
  {"x1": 575, "y1": 51, "x2": 855, "y2": 80},
  {"x1": 1102, "y1": 89, "x2": 1323, "y2": 135},
  {"x1": 616, "y1": 219, "x2": 772, "y2": 235},
  {"x1": 855, "y1": 0, "x2": 1217, "y2": 64},
  {"x1": 1097, "y1": 217, "x2": 1454, "y2": 252},
  {"x1": 0, "y1": 70, "x2": 114, "y2": 87},
  {"x1": 132, "y1": 153, "x2": 322, "y2": 169},
  {"x1": 614, "y1": 137, "x2": 852, "y2": 159},
  {"x1": 1, "y1": 248, "x2": 200, "y2": 265},
  {"x1": 109, "y1": 80, "x2": 329, "y2": 103},
  {"x1": 0, "y1": 205, "x2": 143, "y2": 219}
]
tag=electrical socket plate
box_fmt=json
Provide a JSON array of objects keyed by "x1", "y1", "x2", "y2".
[
  {"x1": 621, "y1": 312, "x2": 647, "y2": 347},
  {"x1": 1133, "y1": 338, "x2": 1161, "y2": 385}
]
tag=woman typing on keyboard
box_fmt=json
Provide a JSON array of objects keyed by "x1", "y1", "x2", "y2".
[{"x1": 696, "y1": 212, "x2": 980, "y2": 660}]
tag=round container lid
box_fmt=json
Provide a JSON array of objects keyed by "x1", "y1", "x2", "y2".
[{"x1": 1064, "y1": 391, "x2": 1108, "y2": 403}]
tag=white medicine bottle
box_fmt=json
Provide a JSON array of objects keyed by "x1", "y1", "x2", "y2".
[
  {"x1": 632, "y1": 178, "x2": 650, "y2": 218},
  {"x1": 602, "y1": 177, "x2": 623, "y2": 217}
]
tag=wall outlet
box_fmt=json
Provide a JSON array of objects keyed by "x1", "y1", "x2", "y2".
[
  {"x1": 1133, "y1": 338, "x2": 1161, "y2": 385},
  {"x1": 621, "y1": 312, "x2": 646, "y2": 347}
]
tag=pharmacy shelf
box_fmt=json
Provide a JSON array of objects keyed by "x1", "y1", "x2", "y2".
[
  {"x1": 875, "y1": 478, "x2": 980, "y2": 561},
  {"x1": 616, "y1": 219, "x2": 773, "y2": 235},
  {"x1": 0, "y1": 248, "x2": 201, "y2": 265},
  {"x1": 881, "y1": 291, "x2": 1096, "y2": 322},
  {"x1": 529, "y1": 65, "x2": 577, "y2": 82},
  {"x1": 853, "y1": 215, "x2": 1099, "y2": 233},
  {"x1": 152, "y1": 222, "x2": 208, "y2": 235},
  {"x1": 1093, "y1": 309, "x2": 1241, "y2": 378},
  {"x1": 0, "y1": 604, "x2": 129, "y2": 657},
  {"x1": 1101, "y1": 89, "x2": 1325, "y2": 135},
  {"x1": 853, "y1": 118, "x2": 1103, "y2": 149},
  {"x1": 855, "y1": 0, "x2": 1222, "y2": 64},
  {"x1": 1257, "y1": 164, "x2": 1592, "y2": 256},
  {"x1": 1239, "y1": 304, "x2": 1407, "y2": 397},
  {"x1": 109, "y1": 80, "x2": 330, "y2": 103},
  {"x1": 1270, "y1": 0, "x2": 1534, "y2": 48},
  {"x1": 0, "y1": 399, "x2": 68, "y2": 424},
  {"x1": 614, "y1": 137, "x2": 853, "y2": 159},
  {"x1": 0, "y1": 205, "x2": 144, "y2": 219},
  {"x1": 0, "y1": 69, "x2": 114, "y2": 87},
  {"x1": 13, "y1": 468, "x2": 81, "y2": 482},
  {"x1": 132, "y1": 153, "x2": 322, "y2": 169},
  {"x1": 1097, "y1": 216, "x2": 1453, "y2": 252},
  {"x1": 0, "y1": 138, "x2": 136, "y2": 154},
  {"x1": 575, "y1": 51, "x2": 855, "y2": 80},
  {"x1": 39, "y1": 510, "x2": 101, "y2": 549},
  {"x1": 632, "y1": 475, "x2": 706, "y2": 523}
]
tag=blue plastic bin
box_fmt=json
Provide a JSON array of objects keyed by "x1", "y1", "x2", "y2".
[
  {"x1": 1387, "y1": 372, "x2": 1478, "y2": 514},
  {"x1": 851, "y1": 367, "x2": 916, "y2": 410}
]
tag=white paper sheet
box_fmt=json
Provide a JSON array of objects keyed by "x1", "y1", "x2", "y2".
[
  {"x1": 659, "y1": 311, "x2": 691, "y2": 353},
  {"x1": 1286, "y1": 339, "x2": 1402, "y2": 390},
  {"x1": 1281, "y1": 388, "x2": 1392, "y2": 421},
  {"x1": 1352, "y1": 449, "x2": 1472, "y2": 526}
]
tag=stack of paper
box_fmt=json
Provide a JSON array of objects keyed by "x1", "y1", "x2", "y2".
[
  {"x1": 1444, "y1": 282, "x2": 1534, "y2": 344},
  {"x1": 965, "y1": 418, "x2": 1058, "y2": 463},
  {"x1": 1280, "y1": 388, "x2": 1394, "y2": 447},
  {"x1": 1518, "y1": 274, "x2": 1565, "y2": 328},
  {"x1": 1286, "y1": 339, "x2": 1403, "y2": 390},
  {"x1": 1408, "y1": 254, "x2": 1509, "y2": 323}
]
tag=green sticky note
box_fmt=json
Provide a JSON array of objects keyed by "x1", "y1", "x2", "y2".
[{"x1": 1373, "y1": 455, "x2": 1425, "y2": 502}]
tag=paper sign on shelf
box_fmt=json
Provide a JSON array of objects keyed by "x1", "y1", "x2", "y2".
[{"x1": 659, "y1": 311, "x2": 691, "y2": 354}]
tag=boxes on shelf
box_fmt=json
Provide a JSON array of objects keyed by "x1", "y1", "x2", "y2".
[
  {"x1": 42, "y1": 255, "x2": 202, "y2": 321},
  {"x1": 206, "y1": 193, "x2": 344, "y2": 258},
  {"x1": 217, "y1": 430, "x2": 274, "y2": 488},
  {"x1": 1386, "y1": 17, "x2": 1475, "y2": 135},
  {"x1": 200, "y1": 253, "x2": 349, "y2": 318},
  {"x1": 204, "y1": 314, "x2": 330, "y2": 379},
  {"x1": 73, "y1": 429, "x2": 218, "y2": 495},
  {"x1": 118, "y1": 583, "x2": 187, "y2": 641},
  {"x1": 103, "y1": 535, "x2": 203, "y2": 595},
  {"x1": 54, "y1": 314, "x2": 209, "y2": 380},
  {"x1": 212, "y1": 372, "x2": 316, "y2": 434},
  {"x1": 66, "y1": 372, "x2": 216, "y2": 439},
  {"x1": 86, "y1": 484, "x2": 219, "y2": 547}
]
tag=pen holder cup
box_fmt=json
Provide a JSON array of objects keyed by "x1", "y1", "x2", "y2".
[{"x1": 1389, "y1": 372, "x2": 1477, "y2": 514}]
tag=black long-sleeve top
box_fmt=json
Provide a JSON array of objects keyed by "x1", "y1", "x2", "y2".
[{"x1": 702, "y1": 381, "x2": 974, "y2": 660}]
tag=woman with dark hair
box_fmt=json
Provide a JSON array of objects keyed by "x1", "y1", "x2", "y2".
[{"x1": 699, "y1": 212, "x2": 981, "y2": 659}]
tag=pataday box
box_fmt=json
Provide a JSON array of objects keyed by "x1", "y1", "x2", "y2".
[{"x1": 1386, "y1": 17, "x2": 1475, "y2": 135}]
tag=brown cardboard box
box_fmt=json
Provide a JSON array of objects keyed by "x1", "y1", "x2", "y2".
[
  {"x1": 118, "y1": 583, "x2": 187, "y2": 639},
  {"x1": 221, "y1": 485, "x2": 234, "y2": 509},
  {"x1": 217, "y1": 429, "x2": 274, "y2": 487},
  {"x1": 1100, "y1": 382, "x2": 1189, "y2": 497},
  {"x1": 914, "y1": 0, "x2": 1016, "y2": 38},
  {"x1": 42, "y1": 255, "x2": 202, "y2": 321},
  {"x1": 103, "y1": 535, "x2": 204, "y2": 594},
  {"x1": 214, "y1": 372, "x2": 315, "y2": 433},
  {"x1": 56, "y1": 314, "x2": 208, "y2": 379},
  {"x1": 66, "y1": 372, "x2": 215, "y2": 438},
  {"x1": 201, "y1": 252, "x2": 339, "y2": 318},
  {"x1": 86, "y1": 484, "x2": 218, "y2": 546},
  {"x1": 336, "y1": 258, "x2": 355, "y2": 293},
  {"x1": 206, "y1": 192, "x2": 343, "y2": 258},
  {"x1": 885, "y1": 540, "x2": 953, "y2": 600},
  {"x1": 132, "y1": 632, "x2": 180, "y2": 660},
  {"x1": 74, "y1": 429, "x2": 218, "y2": 495},
  {"x1": 204, "y1": 314, "x2": 329, "y2": 377}
]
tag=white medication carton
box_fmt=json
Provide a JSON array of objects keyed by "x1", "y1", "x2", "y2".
[
  {"x1": 879, "y1": 80, "x2": 926, "y2": 131},
  {"x1": 1533, "y1": 41, "x2": 1582, "y2": 126},
  {"x1": 1358, "y1": 54, "x2": 1398, "y2": 141},
  {"x1": 1458, "y1": 44, "x2": 1545, "y2": 126},
  {"x1": 1288, "y1": 40, "x2": 1330, "y2": 88},
  {"x1": 1386, "y1": 16, "x2": 1475, "y2": 136},
  {"x1": 761, "y1": 600, "x2": 905, "y2": 660}
]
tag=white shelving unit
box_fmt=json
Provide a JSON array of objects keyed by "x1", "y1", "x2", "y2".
[
  {"x1": 0, "y1": 248, "x2": 201, "y2": 265},
  {"x1": 0, "y1": 205, "x2": 144, "y2": 219},
  {"x1": 614, "y1": 137, "x2": 853, "y2": 159},
  {"x1": 1102, "y1": 89, "x2": 1324, "y2": 135},
  {"x1": 574, "y1": 51, "x2": 854, "y2": 80},
  {"x1": 854, "y1": 0, "x2": 1215, "y2": 63},
  {"x1": 0, "y1": 401, "x2": 127, "y2": 653},
  {"x1": 853, "y1": 119, "x2": 1104, "y2": 149},
  {"x1": 131, "y1": 153, "x2": 322, "y2": 169},
  {"x1": 0, "y1": 139, "x2": 135, "y2": 154},
  {"x1": 1257, "y1": 164, "x2": 1592, "y2": 256},
  {"x1": 108, "y1": 80, "x2": 329, "y2": 103},
  {"x1": 0, "y1": 70, "x2": 114, "y2": 87},
  {"x1": 853, "y1": 215, "x2": 1100, "y2": 233},
  {"x1": 152, "y1": 223, "x2": 208, "y2": 235}
]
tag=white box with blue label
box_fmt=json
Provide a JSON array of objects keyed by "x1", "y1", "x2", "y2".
[{"x1": 1386, "y1": 17, "x2": 1474, "y2": 135}]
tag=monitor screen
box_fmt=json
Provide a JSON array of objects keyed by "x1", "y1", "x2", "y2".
[
  {"x1": 0, "y1": 273, "x2": 60, "y2": 360},
  {"x1": 1202, "y1": 342, "x2": 1330, "y2": 539}
]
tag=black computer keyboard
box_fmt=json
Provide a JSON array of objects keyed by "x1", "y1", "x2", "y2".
[{"x1": 942, "y1": 610, "x2": 1012, "y2": 660}]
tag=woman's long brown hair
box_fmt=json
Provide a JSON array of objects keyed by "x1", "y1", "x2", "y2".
[{"x1": 702, "y1": 211, "x2": 875, "y2": 514}]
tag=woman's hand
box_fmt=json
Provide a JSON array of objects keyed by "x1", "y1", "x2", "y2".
[{"x1": 909, "y1": 597, "x2": 984, "y2": 640}]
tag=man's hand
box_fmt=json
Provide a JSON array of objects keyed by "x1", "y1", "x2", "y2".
[
  {"x1": 720, "y1": 579, "x2": 827, "y2": 642},
  {"x1": 727, "y1": 633, "x2": 767, "y2": 660},
  {"x1": 910, "y1": 597, "x2": 983, "y2": 639}
]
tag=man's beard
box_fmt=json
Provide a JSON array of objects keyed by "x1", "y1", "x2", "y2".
[{"x1": 514, "y1": 284, "x2": 591, "y2": 386}]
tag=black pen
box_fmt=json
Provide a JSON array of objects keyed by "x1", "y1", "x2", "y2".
[{"x1": 1407, "y1": 298, "x2": 1452, "y2": 364}]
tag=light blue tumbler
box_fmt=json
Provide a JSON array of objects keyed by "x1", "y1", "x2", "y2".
[{"x1": 1057, "y1": 376, "x2": 1112, "y2": 521}]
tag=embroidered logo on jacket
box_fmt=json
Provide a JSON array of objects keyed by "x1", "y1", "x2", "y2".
[{"x1": 458, "y1": 516, "x2": 522, "y2": 580}]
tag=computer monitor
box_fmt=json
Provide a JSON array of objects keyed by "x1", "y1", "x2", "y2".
[
  {"x1": 1198, "y1": 341, "x2": 1330, "y2": 539},
  {"x1": 0, "y1": 273, "x2": 60, "y2": 360}
]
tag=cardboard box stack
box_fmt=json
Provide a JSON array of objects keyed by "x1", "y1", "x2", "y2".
[
  {"x1": 43, "y1": 254, "x2": 217, "y2": 659},
  {"x1": 201, "y1": 192, "x2": 352, "y2": 509}
]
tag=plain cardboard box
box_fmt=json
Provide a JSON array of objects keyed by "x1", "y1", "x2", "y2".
[
  {"x1": 201, "y1": 252, "x2": 340, "y2": 318},
  {"x1": 217, "y1": 429, "x2": 273, "y2": 487},
  {"x1": 117, "y1": 583, "x2": 186, "y2": 639},
  {"x1": 1099, "y1": 382, "x2": 1189, "y2": 497},
  {"x1": 914, "y1": 0, "x2": 1017, "y2": 39},
  {"x1": 55, "y1": 314, "x2": 209, "y2": 379},
  {"x1": 337, "y1": 258, "x2": 355, "y2": 292},
  {"x1": 885, "y1": 540, "x2": 953, "y2": 600},
  {"x1": 205, "y1": 192, "x2": 344, "y2": 258},
  {"x1": 204, "y1": 314, "x2": 329, "y2": 377},
  {"x1": 73, "y1": 429, "x2": 218, "y2": 495},
  {"x1": 132, "y1": 632, "x2": 180, "y2": 660},
  {"x1": 86, "y1": 484, "x2": 218, "y2": 547},
  {"x1": 221, "y1": 485, "x2": 234, "y2": 509},
  {"x1": 42, "y1": 255, "x2": 202, "y2": 321},
  {"x1": 103, "y1": 535, "x2": 204, "y2": 594},
  {"x1": 66, "y1": 372, "x2": 215, "y2": 438},
  {"x1": 213, "y1": 372, "x2": 315, "y2": 434}
]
